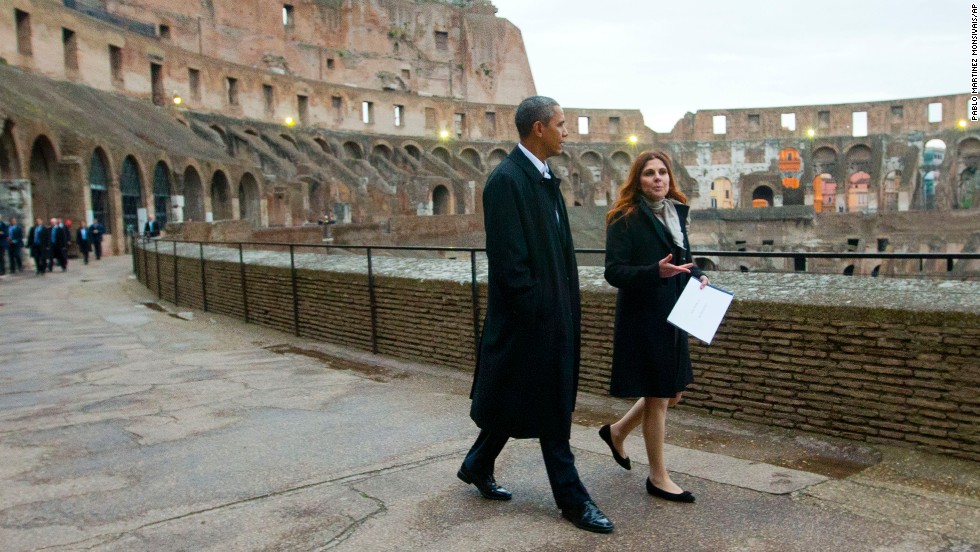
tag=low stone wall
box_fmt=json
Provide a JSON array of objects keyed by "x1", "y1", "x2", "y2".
[{"x1": 134, "y1": 243, "x2": 980, "y2": 461}]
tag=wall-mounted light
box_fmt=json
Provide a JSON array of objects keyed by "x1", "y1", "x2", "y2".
[
  {"x1": 172, "y1": 93, "x2": 182, "y2": 106},
  {"x1": 439, "y1": 129, "x2": 450, "y2": 140},
  {"x1": 628, "y1": 134, "x2": 638, "y2": 145},
  {"x1": 959, "y1": 119, "x2": 968, "y2": 129},
  {"x1": 806, "y1": 128, "x2": 815, "y2": 138},
  {"x1": 284, "y1": 116, "x2": 296, "y2": 127}
]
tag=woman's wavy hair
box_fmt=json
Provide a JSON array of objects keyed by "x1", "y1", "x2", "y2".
[{"x1": 606, "y1": 150, "x2": 687, "y2": 226}]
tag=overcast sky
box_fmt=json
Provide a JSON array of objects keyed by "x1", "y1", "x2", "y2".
[{"x1": 489, "y1": 0, "x2": 967, "y2": 132}]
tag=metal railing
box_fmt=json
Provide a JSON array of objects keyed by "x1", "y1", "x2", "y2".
[{"x1": 132, "y1": 237, "x2": 979, "y2": 357}]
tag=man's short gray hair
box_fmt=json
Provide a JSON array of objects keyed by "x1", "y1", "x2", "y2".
[{"x1": 515, "y1": 96, "x2": 559, "y2": 139}]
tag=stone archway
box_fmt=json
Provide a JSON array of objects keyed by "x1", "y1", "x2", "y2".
[
  {"x1": 343, "y1": 141, "x2": 363, "y2": 160},
  {"x1": 432, "y1": 185, "x2": 451, "y2": 215},
  {"x1": 404, "y1": 144, "x2": 421, "y2": 161},
  {"x1": 372, "y1": 143, "x2": 393, "y2": 160},
  {"x1": 120, "y1": 156, "x2": 144, "y2": 237},
  {"x1": 432, "y1": 147, "x2": 450, "y2": 165},
  {"x1": 1, "y1": 120, "x2": 20, "y2": 179},
  {"x1": 488, "y1": 148, "x2": 507, "y2": 170},
  {"x1": 29, "y1": 135, "x2": 58, "y2": 221},
  {"x1": 751, "y1": 185, "x2": 774, "y2": 207},
  {"x1": 152, "y1": 161, "x2": 171, "y2": 226},
  {"x1": 238, "y1": 172, "x2": 261, "y2": 226},
  {"x1": 460, "y1": 148, "x2": 481, "y2": 170},
  {"x1": 210, "y1": 170, "x2": 232, "y2": 221},
  {"x1": 183, "y1": 165, "x2": 205, "y2": 222},
  {"x1": 88, "y1": 148, "x2": 111, "y2": 231}
]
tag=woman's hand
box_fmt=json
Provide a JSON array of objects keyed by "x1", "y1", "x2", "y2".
[
  {"x1": 658, "y1": 254, "x2": 694, "y2": 278},
  {"x1": 699, "y1": 275, "x2": 709, "y2": 289}
]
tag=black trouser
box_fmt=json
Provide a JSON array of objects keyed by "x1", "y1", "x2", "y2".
[
  {"x1": 31, "y1": 247, "x2": 46, "y2": 274},
  {"x1": 7, "y1": 245, "x2": 21, "y2": 272},
  {"x1": 463, "y1": 428, "x2": 590, "y2": 510},
  {"x1": 93, "y1": 241, "x2": 102, "y2": 260},
  {"x1": 0, "y1": 248, "x2": 6, "y2": 274},
  {"x1": 80, "y1": 246, "x2": 90, "y2": 264}
]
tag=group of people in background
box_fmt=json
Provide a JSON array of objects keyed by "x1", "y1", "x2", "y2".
[{"x1": 0, "y1": 216, "x2": 106, "y2": 276}]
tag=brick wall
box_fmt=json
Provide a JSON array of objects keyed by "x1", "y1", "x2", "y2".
[{"x1": 134, "y1": 247, "x2": 980, "y2": 461}]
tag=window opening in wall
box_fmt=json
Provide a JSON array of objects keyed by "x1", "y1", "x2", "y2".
[
  {"x1": 401, "y1": 68, "x2": 410, "y2": 81},
  {"x1": 609, "y1": 116, "x2": 620, "y2": 135},
  {"x1": 735, "y1": 240, "x2": 746, "y2": 252},
  {"x1": 331, "y1": 95, "x2": 343, "y2": 121},
  {"x1": 109, "y1": 45, "x2": 123, "y2": 83},
  {"x1": 877, "y1": 238, "x2": 889, "y2": 252},
  {"x1": 394, "y1": 104, "x2": 404, "y2": 127},
  {"x1": 297, "y1": 94, "x2": 309, "y2": 125},
  {"x1": 188, "y1": 68, "x2": 201, "y2": 100},
  {"x1": 578, "y1": 116, "x2": 590, "y2": 135},
  {"x1": 846, "y1": 238, "x2": 860, "y2": 251},
  {"x1": 818, "y1": 110, "x2": 830, "y2": 129},
  {"x1": 150, "y1": 62, "x2": 164, "y2": 106},
  {"x1": 762, "y1": 239, "x2": 774, "y2": 246},
  {"x1": 434, "y1": 31, "x2": 448, "y2": 50},
  {"x1": 425, "y1": 107, "x2": 436, "y2": 129},
  {"x1": 710, "y1": 198, "x2": 717, "y2": 208},
  {"x1": 362, "y1": 101, "x2": 374, "y2": 124},
  {"x1": 781, "y1": 113, "x2": 796, "y2": 131},
  {"x1": 891, "y1": 105, "x2": 904, "y2": 124},
  {"x1": 454, "y1": 113, "x2": 465, "y2": 137},
  {"x1": 712, "y1": 115, "x2": 726, "y2": 135},
  {"x1": 263, "y1": 85, "x2": 275, "y2": 116},
  {"x1": 794, "y1": 256, "x2": 807, "y2": 272},
  {"x1": 226, "y1": 77, "x2": 239, "y2": 105},
  {"x1": 748, "y1": 114, "x2": 760, "y2": 131},
  {"x1": 928, "y1": 102, "x2": 943, "y2": 123},
  {"x1": 283, "y1": 4, "x2": 294, "y2": 28},
  {"x1": 326, "y1": 58, "x2": 335, "y2": 69},
  {"x1": 15, "y1": 9, "x2": 32, "y2": 56},
  {"x1": 852, "y1": 111, "x2": 868, "y2": 137},
  {"x1": 485, "y1": 112, "x2": 497, "y2": 136},
  {"x1": 159, "y1": 24, "x2": 170, "y2": 39},
  {"x1": 62, "y1": 28, "x2": 78, "y2": 72},
  {"x1": 843, "y1": 265, "x2": 855, "y2": 276}
]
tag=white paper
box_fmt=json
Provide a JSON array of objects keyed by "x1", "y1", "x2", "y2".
[{"x1": 667, "y1": 279, "x2": 734, "y2": 345}]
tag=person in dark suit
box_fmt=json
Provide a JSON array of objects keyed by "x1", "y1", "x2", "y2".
[
  {"x1": 144, "y1": 215, "x2": 161, "y2": 238},
  {"x1": 598, "y1": 151, "x2": 709, "y2": 503},
  {"x1": 0, "y1": 215, "x2": 8, "y2": 275},
  {"x1": 28, "y1": 218, "x2": 49, "y2": 275},
  {"x1": 89, "y1": 219, "x2": 105, "y2": 260},
  {"x1": 459, "y1": 96, "x2": 614, "y2": 534},
  {"x1": 48, "y1": 218, "x2": 68, "y2": 272},
  {"x1": 7, "y1": 217, "x2": 24, "y2": 273},
  {"x1": 76, "y1": 224, "x2": 92, "y2": 264}
]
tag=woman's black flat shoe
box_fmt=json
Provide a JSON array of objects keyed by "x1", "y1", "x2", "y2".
[
  {"x1": 646, "y1": 478, "x2": 695, "y2": 503},
  {"x1": 598, "y1": 424, "x2": 631, "y2": 470}
]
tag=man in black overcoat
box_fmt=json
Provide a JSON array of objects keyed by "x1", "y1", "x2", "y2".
[
  {"x1": 7, "y1": 217, "x2": 24, "y2": 273},
  {"x1": 89, "y1": 219, "x2": 105, "y2": 260},
  {"x1": 76, "y1": 224, "x2": 92, "y2": 265},
  {"x1": 28, "y1": 218, "x2": 49, "y2": 275},
  {"x1": 457, "y1": 96, "x2": 614, "y2": 534}
]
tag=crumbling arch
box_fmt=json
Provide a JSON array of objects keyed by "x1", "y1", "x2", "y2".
[
  {"x1": 459, "y1": 147, "x2": 481, "y2": 170},
  {"x1": 29, "y1": 135, "x2": 58, "y2": 221},
  {"x1": 183, "y1": 165, "x2": 205, "y2": 222},
  {"x1": 88, "y1": 148, "x2": 112, "y2": 232},
  {"x1": 343, "y1": 141, "x2": 363, "y2": 160},
  {"x1": 813, "y1": 173, "x2": 837, "y2": 213},
  {"x1": 812, "y1": 146, "x2": 838, "y2": 176},
  {"x1": 238, "y1": 172, "x2": 261, "y2": 226},
  {"x1": 0, "y1": 119, "x2": 20, "y2": 179},
  {"x1": 120, "y1": 155, "x2": 144, "y2": 236},
  {"x1": 431, "y1": 146, "x2": 450, "y2": 165},
  {"x1": 880, "y1": 170, "x2": 902, "y2": 211},
  {"x1": 751, "y1": 185, "x2": 774, "y2": 207},
  {"x1": 280, "y1": 134, "x2": 298, "y2": 149},
  {"x1": 432, "y1": 184, "x2": 452, "y2": 215},
  {"x1": 372, "y1": 143, "x2": 393, "y2": 160},
  {"x1": 152, "y1": 161, "x2": 172, "y2": 226},
  {"x1": 210, "y1": 170, "x2": 233, "y2": 221},
  {"x1": 488, "y1": 148, "x2": 507, "y2": 170},
  {"x1": 846, "y1": 171, "x2": 871, "y2": 212},
  {"x1": 404, "y1": 144, "x2": 421, "y2": 161},
  {"x1": 845, "y1": 144, "x2": 873, "y2": 175}
]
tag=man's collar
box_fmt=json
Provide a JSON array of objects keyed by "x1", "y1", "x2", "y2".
[{"x1": 517, "y1": 143, "x2": 551, "y2": 179}]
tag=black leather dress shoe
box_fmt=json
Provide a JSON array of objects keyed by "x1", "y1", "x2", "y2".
[
  {"x1": 457, "y1": 464, "x2": 512, "y2": 500},
  {"x1": 598, "y1": 424, "x2": 631, "y2": 470},
  {"x1": 646, "y1": 478, "x2": 695, "y2": 503},
  {"x1": 561, "y1": 500, "x2": 614, "y2": 533}
]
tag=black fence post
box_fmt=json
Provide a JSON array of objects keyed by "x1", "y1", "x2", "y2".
[
  {"x1": 367, "y1": 247, "x2": 378, "y2": 354},
  {"x1": 290, "y1": 244, "x2": 300, "y2": 337},
  {"x1": 471, "y1": 249, "x2": 480, "y2": 357},
  {"x1": 155, "y1": 240, "x2": 162, "y2": 299},
  {"x1": 142, "y1": 236, "x2": 149, "y2": 286},
  {"x1": 173, "y1": 241, "x2": 179, "y2": 306},
  {"x1": 200, "y1": 242, "x2": 209, "y2": 313},
  {"x1": 239, "y1": 243, "x2": 249, "y2": 323},
  {"x1": 131, "y1": 235, "x2": 138, "y2": 277}
]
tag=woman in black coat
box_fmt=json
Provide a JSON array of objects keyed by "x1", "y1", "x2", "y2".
[{"x1": 597, "y1": 151, "x2": 708, "y2": 502}]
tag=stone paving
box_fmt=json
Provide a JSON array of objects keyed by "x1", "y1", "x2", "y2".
[{"x1": 0, "y1": 257, "x2": 977, "y2": 551}]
